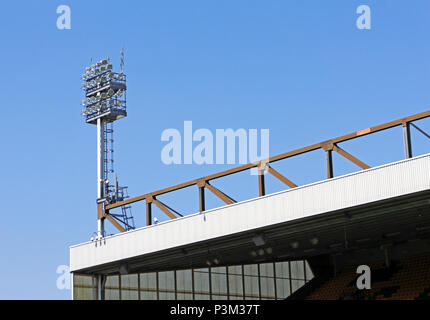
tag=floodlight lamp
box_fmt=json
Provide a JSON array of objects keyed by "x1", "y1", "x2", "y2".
[
  {"x1": 116, "y1": 89, "x2": 123, "y2": 97},
  {"x1": 310, "y1": 237, "x2": 319, "y2": 245},
  {"x1": 252, "y1": 234, "x2": 266, "y2": 246},
  {"x1": 119, "y1": 265, "x2": 129, "y2": 275},
  {"x1": 107, "y1": 64, "x2": 113, "y2": 70},
  {"x1": 108, "y1": 88, "x2": 114, "y2": 96},
  {"x1": 117, "y1": 73, "x2": 123, "y2": 80}
]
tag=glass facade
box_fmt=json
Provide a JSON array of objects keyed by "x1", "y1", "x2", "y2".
[{"x1": 73, "y1": 260, "x2": 313, "y2": 300}]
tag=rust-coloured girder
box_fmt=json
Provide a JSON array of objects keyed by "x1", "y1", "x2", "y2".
[
  {"x1": 146, "y1": 199, "x2": 152, "y2": 226},
  {"x1": 333, "y1": 144, "x2": 371, "y2": 170},
  {"x1": 101, "y1": 110, "x2": 430, "y2": 233},
  {"x1": 98, "y1": 203, "x2": 126, "y2": 233},
  {"x1": 107, "y1": 110, "x2": 430, "y2": 212},
  {"x1": 321, "y1": 141, "x2": 370, "y2": 170},
  {"x1": 265, "y1": 164, "x2": 297, "y2": 189},
  {"x1": 151, "y1": 197, "x2": 182, "y2": 220},
  {"x1": 105, "y1": 213, "x2": 126, "y2": 233},
  {"x1": 204, "y1": 182, "x2": 236, "y2": 205}
]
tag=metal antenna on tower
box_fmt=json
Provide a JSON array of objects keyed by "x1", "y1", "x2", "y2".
[
  {"x1": 81, "y1": 55, "x2": 135, "y2": 239},
  {"x1": 120, "y1": 47, "x2": 124, "y2": 74}
]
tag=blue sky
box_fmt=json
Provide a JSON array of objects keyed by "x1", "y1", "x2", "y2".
[{"x1": 1, "y1": 0, "x2": 430, "y2": 299}]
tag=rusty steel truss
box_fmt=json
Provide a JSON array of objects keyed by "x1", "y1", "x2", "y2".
[{"x1": 98, "y1": 110, "x2": 430, "y2": 233}]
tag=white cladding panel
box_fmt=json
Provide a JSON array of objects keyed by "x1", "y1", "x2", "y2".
[{"x1": 70, "y1": 154, "x2": 430, "y2": 272}]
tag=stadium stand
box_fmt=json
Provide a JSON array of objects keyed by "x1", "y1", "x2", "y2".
[{"x1": 304, "y1": 253, "x2": 430, "y2": 300}]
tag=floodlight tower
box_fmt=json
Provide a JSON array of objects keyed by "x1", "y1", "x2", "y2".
[{"x1": 81, "y1": 52, "x2": 134, "y2": 239}]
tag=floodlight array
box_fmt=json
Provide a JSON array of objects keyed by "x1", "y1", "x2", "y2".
[{"x1": 81, "y1": 58, "x2": 127, "y2": 123}]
